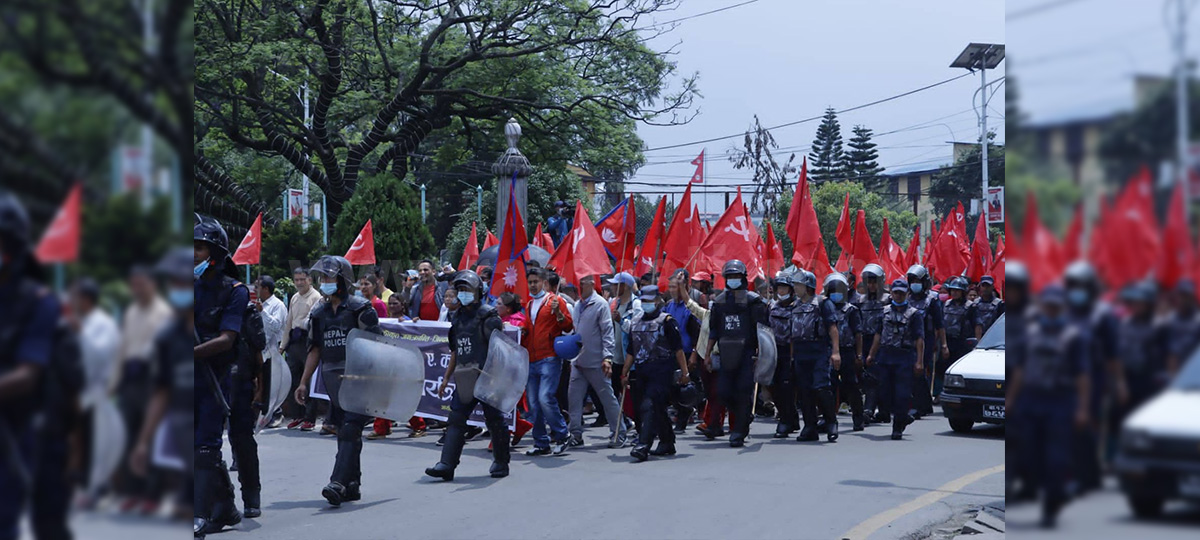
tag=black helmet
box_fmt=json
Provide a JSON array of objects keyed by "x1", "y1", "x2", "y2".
[
  {"x1": 798, "y1": 269, "x2": 817, "y2": 291},
  {"x1": 771, "y1": 271, "x2": 795, "y2": 290},
  {"x1": 861, "y1": 264, "x2": 885, "y2": 281},
  {"x1": 1063, "y1": 260, "x2": 1098, "y2": 289},
  {"x1": 311, "y1": 255, "x2": 355, "y2": 294},
  {"x1": 453, "y1": 270, "x2": 484, "y2": 299},
  {"x1": 823, "y1": 272, "x2": 849, "y2": 296},
  {"x1": 906, "y1": 264, "x2": 929, "y2": 283},
  {"x1": 0, "y1": 190, "x2": 31, "y2": 249},
  {"x1": 722, "y1": 259, "x2": 748, "y2": 278},
  {"x1": 945, "y1": 276, "x2": 969, "y2": 291},
  {"x1": 193, "y1": 214, "x2": 230, "y2": 258},
  {"x1": 155, "y1": 247, "x2": 195, "y2": 281},
  {"x1": 1006, "y1": 261, "x2": 1030, "y2": 286},
  {"x1": 677, "y1": 381, "x2": 702, "y2": 408}
]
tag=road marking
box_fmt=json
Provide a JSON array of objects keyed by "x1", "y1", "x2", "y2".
[{"x1": 839, "y1": 463, "x2": 1004, "y2": 540}]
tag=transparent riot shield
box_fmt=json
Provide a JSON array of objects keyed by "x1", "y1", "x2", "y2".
[
  {"x1": 255, "y1": 348, "x2": 291, "y2": 433},
  {"x1": 754, "y1": 323, "x2": 777, "y2": 385},
  {"x1": 338, "y1": 329, "x2": 426, "y2": 421},
  {"x1": 89, "y1": 399, "x2": 126, "y2": 494},
  {"x1": 475, "y1": 330, "x2": 530, "y2": 412}
]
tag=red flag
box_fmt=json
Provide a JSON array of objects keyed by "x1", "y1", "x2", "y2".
[
  {"x1": 1106, "y1": 167, "x2": 1160, "y2": 288},
  {"x1": 595, "y1": 199, "x2": 629, "y2": 258},
  {"x1": 1062, "y1": 204, "x2": 1083, "y2": 264},
  {"x1": 1159, "y1": 180, "x2": 1194, "y2": 289},
  {"x1": 661, "y1": 184, "x2": 703, "y2": 285},
  {"x1": 990, "y1": 235, "x2": 1006, "y2": 294},
  {"x1": 490, "y1": 184, "x2": 530, "y2": 301},
  {"x1": 344, "y1": 220, "x2": 376, "y2": 265},
  {"x1": 967, "y1": 212, "x2": 992, "y2": 282},
  {"x1": 834, "y1": 252, "x2": 849, "y2": 273},
  {"x1": 700, "y1": 187, "x2": 763, "y2": 281},
  {"x1": 904, "y1": 226, "x2": 921, "y2": 270},
  {"x1": 1022, "y1": 192, "x2": 1065, "y2": 293},
  {"x1": 618, "y1": 194, "x2": 638, "y2": 272},
  {"x1": 933, "y1": 203, "x2": 970, "y2": 281},
  {"x1": 689, "y1": 150, "x2": 705, "y2": 184},
  {"x1": 532, "y1": 223, "x2": 549, "y2": 251},
  {"x1": 764, "y1": 223, "x2": 785, "y2": 278},
  {"x1": 483, "y1": 229, "x2": 499, "y2": 251},
  {"x1": 34, "y1": 184, "x2": 82, "y2": 264},
  {"x1": 231, "y1": 213, "x2": 263, "y2": 266},
  {"x1": 835, "y1": 193, "x2": 853, "y2": 259},
  {"x1": 635, "y1": 196, "x2": 668, "y2": 277},
  {"x1": 459, "y1": 221, "x2": 480, "y2": 271},
  {"x1": 923, "y1": 219, "x2": 940, "y2": 275},
  {"x1": 547, "y1": 200, "x2": 613, "y2": 288},
  {"x1": 788, "y1": 159, "x2": 824, "y2": 268},
  {"x1": 1088, "y1": 195, "x2": 1115, "y2": 286},
  {"x1": 878, "y1": 218, "x2": 906, "y2": 283},
  {"x1": 849, "y1": 209, "x2": 879, "y2": 273},
  {"x1": 811, "y1": 237, "x2": 834, "y2": 284}
]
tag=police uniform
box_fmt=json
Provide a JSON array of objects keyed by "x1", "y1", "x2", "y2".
[
  {"x1": 832, "y1": 296, "x2": 865, "y2": 430},
  {"x1": 225, "y1": 312, "x2": 262, "y2": 517},
  {"x1": 707, "y1": 261, "x2": 768, "y2": 447},
  {"x1": 1112, "y1": 304, "x2": 1168, "y2": 421},
  {"x1": 873, "y1": 280, "x2": 925, "y2": 440},
  {"x1": 940, "y1": 286, "x2": 978, "y2": 397},
  {"x1": 627, "y1": 301, "x2": 684, "y2": 461},
  {"x1": 907, "y1": 285, "x2": 943, "y2": 417},
  {"x1": 791, "y1": 292, "x2": 839, "y2": 442},
  {"x1": 768, "y1": 292, "x2": 798, "y2": 437},
  {"x1": 972, "y1": 279, "x2": 1004, "y2": 335},
  {"x1": 308, "y1": 272, "x2": 381, "y2": 506}
]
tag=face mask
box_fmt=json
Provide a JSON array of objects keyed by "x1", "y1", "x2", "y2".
[
  {"x1": 892, "y1": 299, "x2": 908, "y2": 307},
  {"x1": 457, "y1": 291, "x2": 476, "y2": 306},
  {"x1": 829, "y1": 292, "x2": 844, "y2": 303},
  {"x1": 1067, "y1": 288, "x2": 1089, "y2": 306},
  {"x1": 193, "y1": 259, "x2": 210, "y2": 279},
  {"x1": 777, "y1": 294, "x2": 791, "y2": 302},
  {"x1": 530, "y1": 289, "x2": 546, "y2": 299},
  {"x1": 726, "y1": 278, "x2": 743, "y2": 290},
  {"x1": 910, "y1": 283, "x2": 924, "y2": 294},
  {"x1": 319, "y1": 282, "x2": 339, "y2": 296},
  {"x1": 167, "y1": 288, "x2": 193, "y2": 309},
  {"x1": 641, "y1": 301, "x2": 657, "y2": 313},
  {"x1": 354, "y1": 290, "x2": 364, "y2": 298},
  {"x1": 1040, "y1": 314, "x2": 1065, "y2": 328}
]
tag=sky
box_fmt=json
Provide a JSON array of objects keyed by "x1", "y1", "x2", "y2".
[{"x1": 623, "y1": 0, "x2": 1006, "y2": 216}]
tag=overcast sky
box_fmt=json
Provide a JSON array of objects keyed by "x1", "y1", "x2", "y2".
[{"x1": 625, "y1": 0, "x2": 1005, "y2": 215}]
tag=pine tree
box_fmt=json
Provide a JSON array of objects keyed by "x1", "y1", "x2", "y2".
[
  {"x1": 808, "y1": 107, "x2": 845, "y2": 183},
  {"x1": 844, "y1": 125, "x2": 885, "y2": 189}
]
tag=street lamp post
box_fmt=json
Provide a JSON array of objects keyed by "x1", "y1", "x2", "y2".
[
  {"x1": 492, "y1": 118, "x2": 535, "y2": 236},
  {"x1": 950, "y1": 43, "x2": 1005, "y2": 237}
]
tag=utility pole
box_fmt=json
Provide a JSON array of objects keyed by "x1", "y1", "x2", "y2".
[
  {"x1": 950, "y1": 43, "x2": 1005, "y2": 237},
  {"x1": 1173, "y1": 0, "x2": 1191, "y2": 219}
]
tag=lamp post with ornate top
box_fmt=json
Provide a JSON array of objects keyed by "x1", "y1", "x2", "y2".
[{"x1": 492, "y1": 118, "x2": 535, "y2": 237}]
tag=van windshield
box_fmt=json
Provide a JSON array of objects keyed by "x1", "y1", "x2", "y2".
[
  {"x1": 1175, "y1": 349, "x2": 1200, "y2": 390},
  {"x1": 974, "y1": 314, "x2": 1004, "y2": 350}
]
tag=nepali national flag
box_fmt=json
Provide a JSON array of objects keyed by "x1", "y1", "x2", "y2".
[
  {"x1": 596, "y1": 195, "x2": 637, "y2": 272},
  {"x1": 489, "y1": 174, "x2": 531, "y2": 301}
]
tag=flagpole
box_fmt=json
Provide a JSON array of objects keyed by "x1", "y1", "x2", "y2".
[{"x1": 54, "y1": 263, "x2": 64, "y2": 294}]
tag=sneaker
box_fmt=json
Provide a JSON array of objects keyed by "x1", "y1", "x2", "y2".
[
  {"x1": 607, "y1": 434, "x2": 627, "y2": 449},
  {"x1": 267, "y1": 412, "x2": 285, "y2": 428},
  {"x1": 525, "y1": 446, "x2": 552, "y2": 456},
  {"x1": 321, "y1": 482, "x2": 346, "y2": 507},
  {"x1": 552, "y1": 439, "x2": 570, "y2": 455},
  {"x1": 365, "y1": 431, "x2": 389, "y2": 440},
  {"x1": 287, "y1": 419, "x2": 304, "y2": 430},
  {"x1": 408, "y1": 429, "x2": 427, "y2": 439},
  {"x1": 300, "y1": 421, "x2": 315, "y2": 431},
  {"x1": 589, "y1": 418, "x2": 609, "y2": 428},
  {"x1": 464, "y1": 426, "x2": 483, "y2": 441},
  {"x1": 567, "y1": 435, "x2": 585, "y2": 447}
]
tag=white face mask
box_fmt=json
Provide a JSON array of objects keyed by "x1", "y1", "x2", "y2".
[
  {"x1": 726, "y1": 278, "x2": 743, "y2": 290},
  {"x1": 641, "y1": 301, "x2": 657, "y2": 313},
  {"x1": 777, "y1": 294, "x2": 791, "y2": 302},
  {"x1": 530, "y1": 289, "x2": 546, "y2": 299}
]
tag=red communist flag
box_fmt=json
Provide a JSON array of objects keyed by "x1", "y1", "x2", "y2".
[
  {"x1": 924, "y1": 219, "x2": 940, "y2": 275},
  {"x1": 966, "y1": 211, "x2": 992, "y2": 282},
  {"x1": 811, "y1": 237, "x2": 834, "y2": 284},
  {"x1": 547, "y1": 200, "x2": 613, "y2": 288},
  {"x1": 764, "y1": 222, "x2": 785, "y2": 278},
  {"x1": 231, "y1": 213, "x2": 263, "y2": 266},
  {"x1": 1088, "y1": 195, "x2": 1116, "y2": 287},
  {"x1": 849, "y1": 209, "x2": 879, "y2": 273},
  {"x1": 1159, "y1": 180, "x2": 1194, "y2": 289},
  {"x1": 344, "y1": 220, "x2": 376, "y2": 265},
  {"x1": 904, "y1": 226, "x2": 921, "y2": 270},
  {"x1": 532, "y1": 223, "x2": 549, "y2": 251},
  {"x1": 459, "y1": 221, "x2": 480, "y2": 271},
  {"x1": 489, "y1": 181, "x2": 530, "y2": 301},
  {"x1": 635, "y1": 196, "x2": 668, "y2": 277},
  {"x1": 788, "y1": 158, "x2": 825, "y2": 269},
  {"x1": 660, "y1": 184, "x2": 702, "y2": 286},
  {"x1": 1106, "y1": 167, "x2": 1160, "y2": 289},
  {"x1": 933, "y1": 203, "x2": 970, "y2": 281},
  {"x1": 689, "y1": 150, "x2": 705, "y2": 184},
  {"x1": 34, "y1": 184, "x2": 82, "y2": 264},
  {"x1": 834, "y1": 193, "x2": 853, "y2": 272},
  {"x1": 700, "y1": 187, "x2": 763, "y2": 281},
  {"x1": 1022, "y1": 191, "x2": 1065, "y2": 293},
  {"x1": 990, "y1": 235, "x2": 1006, "y2": 293},
  {"x1": 878, "y1": 218, "x2": 906, "y2": 282},
  {"x1": 1062, "y1": 204, "x2": 1083, "y2": 264},
  {"x1": 482, "y1": 229, "x2": 499, "y2": 251}
]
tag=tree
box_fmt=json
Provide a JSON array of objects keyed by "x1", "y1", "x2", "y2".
[
  {"x1": 768, "y1": 181, "x2": 919, "y2": 266},
  {"x1": 928, "y1": 132, "x2": 1005, "y2": 219},
  {"x1": 1098, "y1": 80, "x2": 1200, "y2": 188},
  {"x1": 81, "y1": 193, "x2": 175, "y2": 285},
  {"x1": 729, "y1": 115, "x2": 798, "y2": 222},
  {"x1": 195, "y1": 0, "x2": 697, "y2": 232},
  {"x1": 257, "y1": 217, "x2": 327, "y2": 284},
  {"x1": 330, "y1": 173, "x2": 434, "y2": 274},
  {"x1": 1005, "y1": 151, "x2": 1080, "y2": 235},
  {"x1": 843, "y1": 125, "x2": 884, "y2": 189},
  {"x1": 808, "y1": 107, "x2": 845, "y2": 183}
]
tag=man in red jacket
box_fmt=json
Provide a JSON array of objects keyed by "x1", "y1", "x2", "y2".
[{"x1": 522, "y1": 267, "x2": 574, "y2": 455}]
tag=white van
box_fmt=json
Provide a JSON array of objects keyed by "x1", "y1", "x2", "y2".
[
  {"x1": 1114, "y1": 352, "x2": 1200, "y2": 518},
  {"x1": 938, "y1": 314, "x2": 1005, "y2": 433}
]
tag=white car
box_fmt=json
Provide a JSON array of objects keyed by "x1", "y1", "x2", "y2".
[
  {"x1": 938, "y1": 314, "x2": 1005, "y2": 433},
  {"x1": 1114, "y1": 352, "x2": 1200, "y2": 519}
]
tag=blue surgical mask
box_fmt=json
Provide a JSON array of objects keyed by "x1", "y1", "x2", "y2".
[
  {"x1": 1040, "y1": 314, "x2": 1065, "y2": 329},
  {"x1": 457, "y1": 291, "x2": 476, "y2": 306},
  {"x1": 193, "y1": 259, "x2": 210, "y2": 279},
  {"x1": 777, "y1": 294, "x2": 791, "y2": 302},
  {"x1": 830, "y1": 292, "x2": 844, "y2": 303},
  {"x1": 354, "y1": 290, "x2": 364, "y2": 298},
  {"x1": 726, "y1": 278, "x2": 743, "y2": 290},
  {"x1": 530, "y1": 289, "x2": 546, "y2": 299},
  {"x1": 1067, "y1": 288, "x2": 1089, "y2": 306},
  {"x1": 167, "y1": 288, "x2": 193, "y2": 309},
  {"x1": 910, "y1": 283, "x2": 923, "y2": 294},
  {"x1": 319, "y1": 282, "x2": 339, "y2": 296},
  {"x1": 641, "y1": 301, "x2": 657, "y2": 314},
  {"x1": 892, "y1": 299, "x2": 908, "y2": 307}
]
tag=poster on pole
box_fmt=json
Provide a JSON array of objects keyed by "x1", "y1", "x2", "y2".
[
  {"x1": 985, "y1": 186, "x2": 1004, "y2": 224},
  {"x1": 379, "y1": 319, "x2": 519, "y2": 429},
  {"x1": 287, "y1": 189, "x2": 306, "y2": 219}
]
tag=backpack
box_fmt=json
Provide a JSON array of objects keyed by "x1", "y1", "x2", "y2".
[{"x1": 3, "y1": 280, "x2": 84, "y2": 427}]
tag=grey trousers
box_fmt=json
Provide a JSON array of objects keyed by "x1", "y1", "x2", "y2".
[{"x1": 568, "y1": 363, "x2": 627, "y2": 440}]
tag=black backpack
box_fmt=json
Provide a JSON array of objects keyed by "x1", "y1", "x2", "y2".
[{"x1": 1, "y1": 280, "x2": 84, "y2": 426}]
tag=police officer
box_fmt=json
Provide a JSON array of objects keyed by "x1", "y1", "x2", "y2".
[
  {"x1": 294, "y1": 255, "x2": 382, "y2": 507},
  {"x1": 226, "y1": 290, "x2": 264, "y2": 518},
  {"x1": 1111, "y1": 281, "x2": 1168, "y2": 434},
  {"x1": 827, "y1": 273, "x2": 865, "y2": 431},
  {"x1": 1062, "y1": 260, "x2": 1117, "y2": 494},
  {"x1": 905, "y1": 265, "x2": 945, "y2": 419},
  {"x1": 1165, "y1": 279, "x2": 1200, "y2": 379},
  {"x1": 1007, "y1": 284, "x2": 1090, "y2": 528},
  {"x1": 768, "y1": 271, "x2": 799, "y2": 438},
  {"x1": 622, "y1": 286, "x2": 689, "y2": 461},
  {"x1": 0, "y1": 191, "x2": 70, "y2": 540},
  {"x1": 193, "y1": 215, "x2": 248, "y2": 536},
  {"x1": 790, "y1": 270, "x2": 841, "y2": 442},
  {"x1": 865, "y1": 280, "x2": 924, "y2": 440},
  {"x1": 854, "y1": 264, "x2": 887, "y2": 424},
  {"x1": 1004, "y1": 261, "x2": 1033, "y2": 500},
  {"x1": 973, "y1": 275, "x2": 1004, "y2": 334},
  {"x1": 704, "y1": 260, "x2": 769, "y2": 447},
  {"x1": 939, "y1": 276, "x2": 978, "y2": 399},
  {"x1": 426, "y1": 270, "x2": 513, "y2": 480}
]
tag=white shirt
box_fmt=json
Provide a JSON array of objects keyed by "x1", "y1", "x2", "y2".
[
  {"x1": 81, "y1": 308, "x2": 121, "y2": 409},
  {"x1": 529, "y1": 294, "x2": 548, "y2": 326},
  {"x1": 260, "y1": 294, "x2": 287, "y2": 350}
]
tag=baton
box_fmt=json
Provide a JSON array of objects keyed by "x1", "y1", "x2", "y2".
[{"x1": 195, "y1": 328, "x2": 232, "y2": 417}]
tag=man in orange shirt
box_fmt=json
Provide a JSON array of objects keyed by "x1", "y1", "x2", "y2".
[{"x1": 523, "y1": 267, "x2": 574, "y2": 456}]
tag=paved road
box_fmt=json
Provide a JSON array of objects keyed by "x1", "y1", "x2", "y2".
[
  {"x1": 191, "y1": 409, "x2": 1003, "y2": 540},
  {"x1": 1005, "y1": 478, "x2": 1200, "y2": 540}
]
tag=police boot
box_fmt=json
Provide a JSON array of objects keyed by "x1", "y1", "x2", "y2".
[
  {"x1": 630, "y1": 445, "x2": 650, "y2": 462},
  {"x1": 489, "y1": 461, "x2": 510, "y2": 478},
  {"x1": 650, "y1": 442, "x2": 677, "y2": 456},
  {"x1": 321, "y1": 481, "x2": 348, "y2": 507},
  {"x1": 344, "y1": 481, "x2": 362, "y2": 502},
  {"x1": 424, "y1": 462, "x2": 455, "y2": 482},
  {"x1": 890, "y1": 415, "x2": 913, "y2": 440},
  {"x1": 818, "y1": 389, "x2": 839, "y2": 442},
  {"x1": 796, "y1": 390, "x2": 819, "y2": 441},
  {"x1": 196, "y1": 455, "x2": 242, "y2": 535},
  {"x1": 242, "y1": 491, "x2": 261, "y2": 519}
]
